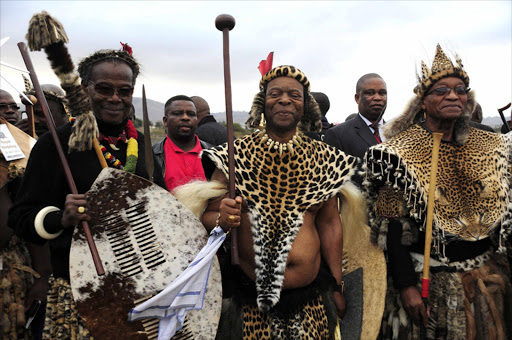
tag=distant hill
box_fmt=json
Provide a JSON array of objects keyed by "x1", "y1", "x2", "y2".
[
  {"x1": 482, "y1": 115, "x2": 507, "y2": 129},
  {"x1": 211, "y1": 111, "x2": 249, "y2": 126},
  {"x1": 131, "y1": 97, "x2": 249, "y2": 127},
  {"x1": 131, "y1": 97, "x2": 164, "y2": 125}
]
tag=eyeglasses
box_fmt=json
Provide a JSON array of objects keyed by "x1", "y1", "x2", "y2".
[
  {"x1": 89, "y1": 82, "x2": 134, "y2": 99},
  {"x1": 426, "y1": 86, "x2": 470, "y2": 97},
  {"x1": 0, "y1": 104, "x2": 20, "y2": 112}
]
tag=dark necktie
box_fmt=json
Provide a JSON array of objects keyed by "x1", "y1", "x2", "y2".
[{"x1": 370, "y1": 123, "x2": 381, "y2": 143}]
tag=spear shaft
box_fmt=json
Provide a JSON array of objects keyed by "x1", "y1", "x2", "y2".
[{"x1": 142, "y1": 85, "x2": 154, "y2": 182}]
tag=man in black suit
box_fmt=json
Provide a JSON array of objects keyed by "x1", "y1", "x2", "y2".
[{"x1": 325, "y1": 73, "x2": 387, "y2": 185}]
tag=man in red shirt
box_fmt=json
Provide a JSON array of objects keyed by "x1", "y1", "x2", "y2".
[{"x1": 153, "y1": 95, "x2": 211, "y2": 191}]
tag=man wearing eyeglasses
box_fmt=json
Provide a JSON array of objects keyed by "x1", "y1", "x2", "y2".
[
  {"x1": 1, "y1": 87, "x2": 53, "y2": 340},
  {"x1": 365, "y1": 45, "x2": 512, "y2": 339},
  {"x1": 0, "y1": 88, "x2": 32, "y2": 340},
  {"x1": 9, "y1": 38, "x2": 165, "y2": 337},
  {"x1": 0, "y1": 89, "x2": 21, "y2": 125}
]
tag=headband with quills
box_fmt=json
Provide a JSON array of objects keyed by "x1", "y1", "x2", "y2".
[
  {"x1": 259, "y1": 65, "x2": 312, "y2": 93},
  {"x1": 22, "y1": 75, "x2": 71, "y2": 117},
  {"x1": 23, "y1": 75, "x2": 66, "y2": 103},
  {"x1": 414, "y1": 44, "x2": 469, "y2": 98}
]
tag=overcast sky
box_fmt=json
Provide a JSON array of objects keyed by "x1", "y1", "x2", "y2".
[{"x1": 1, "y1": 1, "x2": 510, "y2": 124}]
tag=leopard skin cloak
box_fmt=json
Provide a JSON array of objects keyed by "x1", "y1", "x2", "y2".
[
  {"x1": 202, "y1": 131, "x2": 357, "y2": 311},
  {"x1": 365, "y1": 124, "x2": 512, "y2": 259}
]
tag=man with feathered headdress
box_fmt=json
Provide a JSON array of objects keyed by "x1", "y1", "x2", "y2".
[
  {"x1": 365, "y1": 44, "x2": 512, "y2": 339},
  {"x1": 195, "y1": 59, "x2": 365, "y2": 338},
  {"x1": 8, "y1": 11, "x2": 165, "y2": 338}
]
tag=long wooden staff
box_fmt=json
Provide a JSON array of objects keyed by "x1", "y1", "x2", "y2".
[
  {"x1": 18, "y1": 42, "x2": 105, "y2": 276},
  {"x1": 142, "y1": 85, "x2": 154, "y2": 182},
  {"x1": 215, "y1": 14, "x2": 239, "y2": 265},
  {"x1": 498, "y1": 103, "x2": 511, "y2": 133},
  {"x1": 421, "y1": 132, "x2": 443, "y2": 325}
]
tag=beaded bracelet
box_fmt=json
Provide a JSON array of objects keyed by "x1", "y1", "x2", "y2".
[{"x1": 215, "y1": 212, "x2": 221, "y2": 228}]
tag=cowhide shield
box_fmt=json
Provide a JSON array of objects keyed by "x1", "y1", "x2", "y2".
[
  {"x1": 340, "y1": 221, "x2": 386, "y2": 340},
  {"x1": 69, "y1": 168, "x2": 222, "y2": 339},
  {"x1": 0, "y1": 120, "x2": 36, "y2": 188}
]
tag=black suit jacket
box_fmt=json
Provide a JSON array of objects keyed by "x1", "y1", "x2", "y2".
[
  {"x1": 324, "y1": 114, "x2": 378, "y2": 159},
  {"x1": 324, "y1": 114, "x2": 378, "y2": 186}
]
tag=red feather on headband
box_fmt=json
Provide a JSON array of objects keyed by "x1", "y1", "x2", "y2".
[
  {"x1": 120, "y1": 42, "x2": 133, "y2": 55},
  {"x1": 258, "y1": 52, "x2": 274, "y2": 76}
]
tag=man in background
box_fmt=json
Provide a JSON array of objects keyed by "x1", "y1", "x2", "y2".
[
  {"x1": 0, "y1": 89, "x2": 21, "y2": 125},
  {"x1": 191, "y1": 96, "x2": 227, "y2": 146},
  {"x1": 469, "y1": 103, "x2": 494, "y2": 132},
  {"x1": 19, "y1": 84, "x2": 69, "y2": 137},
  {"x1": 153, "y1": 95, "x2": 211, "y2": 191},
  {"x1": 325, "y1": 73, "x2": 387, "y2": 185}
]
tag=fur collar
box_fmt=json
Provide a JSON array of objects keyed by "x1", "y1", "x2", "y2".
[{"x1": 383, "y1": 90, "x2": 476, "y2": 145}]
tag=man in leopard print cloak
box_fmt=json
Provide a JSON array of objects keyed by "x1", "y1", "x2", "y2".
[
  {"x1": 200, "y1": 65, "x2": 362, "y2": 339},
  {"x1": 365, "y1": 44, "x2": 512, "y2": 339}
]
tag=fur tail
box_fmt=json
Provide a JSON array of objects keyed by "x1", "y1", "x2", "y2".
[
  {"x1": 26, "y1": 11, "x2": 97, "y2": 152},
  {"x1": 339, "y1": 181, "x2": 368, "y2": 249},
  {"x1": 173, "y1": 180, "x2": 228, "y2": 219}
]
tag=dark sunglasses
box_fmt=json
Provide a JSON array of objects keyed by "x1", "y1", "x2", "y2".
[
  {"x1": 0, "y1": 104, "x2": 20, "y2": 111},
  {"x1": 90, "y1": 82, "x2": 134, "y2": 99},
  {"x1": 426, "y1": 86, "x2": 470, "y2": 97}
]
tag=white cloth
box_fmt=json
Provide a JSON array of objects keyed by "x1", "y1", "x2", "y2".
[{"x1": 128, "y1": 226, "x2": 226, "y2": 340}]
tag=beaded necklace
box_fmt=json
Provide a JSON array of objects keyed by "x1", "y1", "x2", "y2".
[{"x1": 70, "y1": 117, "x2": 138, "y2": 173}]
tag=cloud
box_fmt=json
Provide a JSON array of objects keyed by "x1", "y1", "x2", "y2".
[{"x1": 1, "y1": 1, "x2": 510, "y2": 123}]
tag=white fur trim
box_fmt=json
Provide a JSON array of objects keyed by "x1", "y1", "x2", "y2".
[
  {"x1": 172, "y1": 180, "x2": 228, "y2": 219},
  {"x1": 34, "y1": 206, "x2": 63, "y2": 240}
]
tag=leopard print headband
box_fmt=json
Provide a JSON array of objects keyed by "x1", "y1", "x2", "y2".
[
  {"x1": 259, "y1": 65, "x2": 311, "y2": 92},
  {"x1": 247, "y1": 65, "x2": 322, "y2": 132}
]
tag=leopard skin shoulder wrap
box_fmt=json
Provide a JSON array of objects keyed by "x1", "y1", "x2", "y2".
[
  {"x1": 202, "y1": 131, "x2": 357, "y2": 311},
  {"x1": 365, "y1": 124, "x2": 512, "y2": 258}
]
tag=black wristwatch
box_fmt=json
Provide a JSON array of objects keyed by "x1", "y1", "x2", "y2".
[{"x1": 336, "y1": 281, "x2": 344, "y2": 294}]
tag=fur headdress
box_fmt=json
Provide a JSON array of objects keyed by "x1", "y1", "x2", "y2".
[
  {"x1": 246, "y1": 65, "x2": 322, "y2": 133},
  {"x1": 383, "y1": 44, "x2": 475, "y2": 145},
  {"x1": 26, "y1": 11, "x2": 97, "y2": 151}
]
